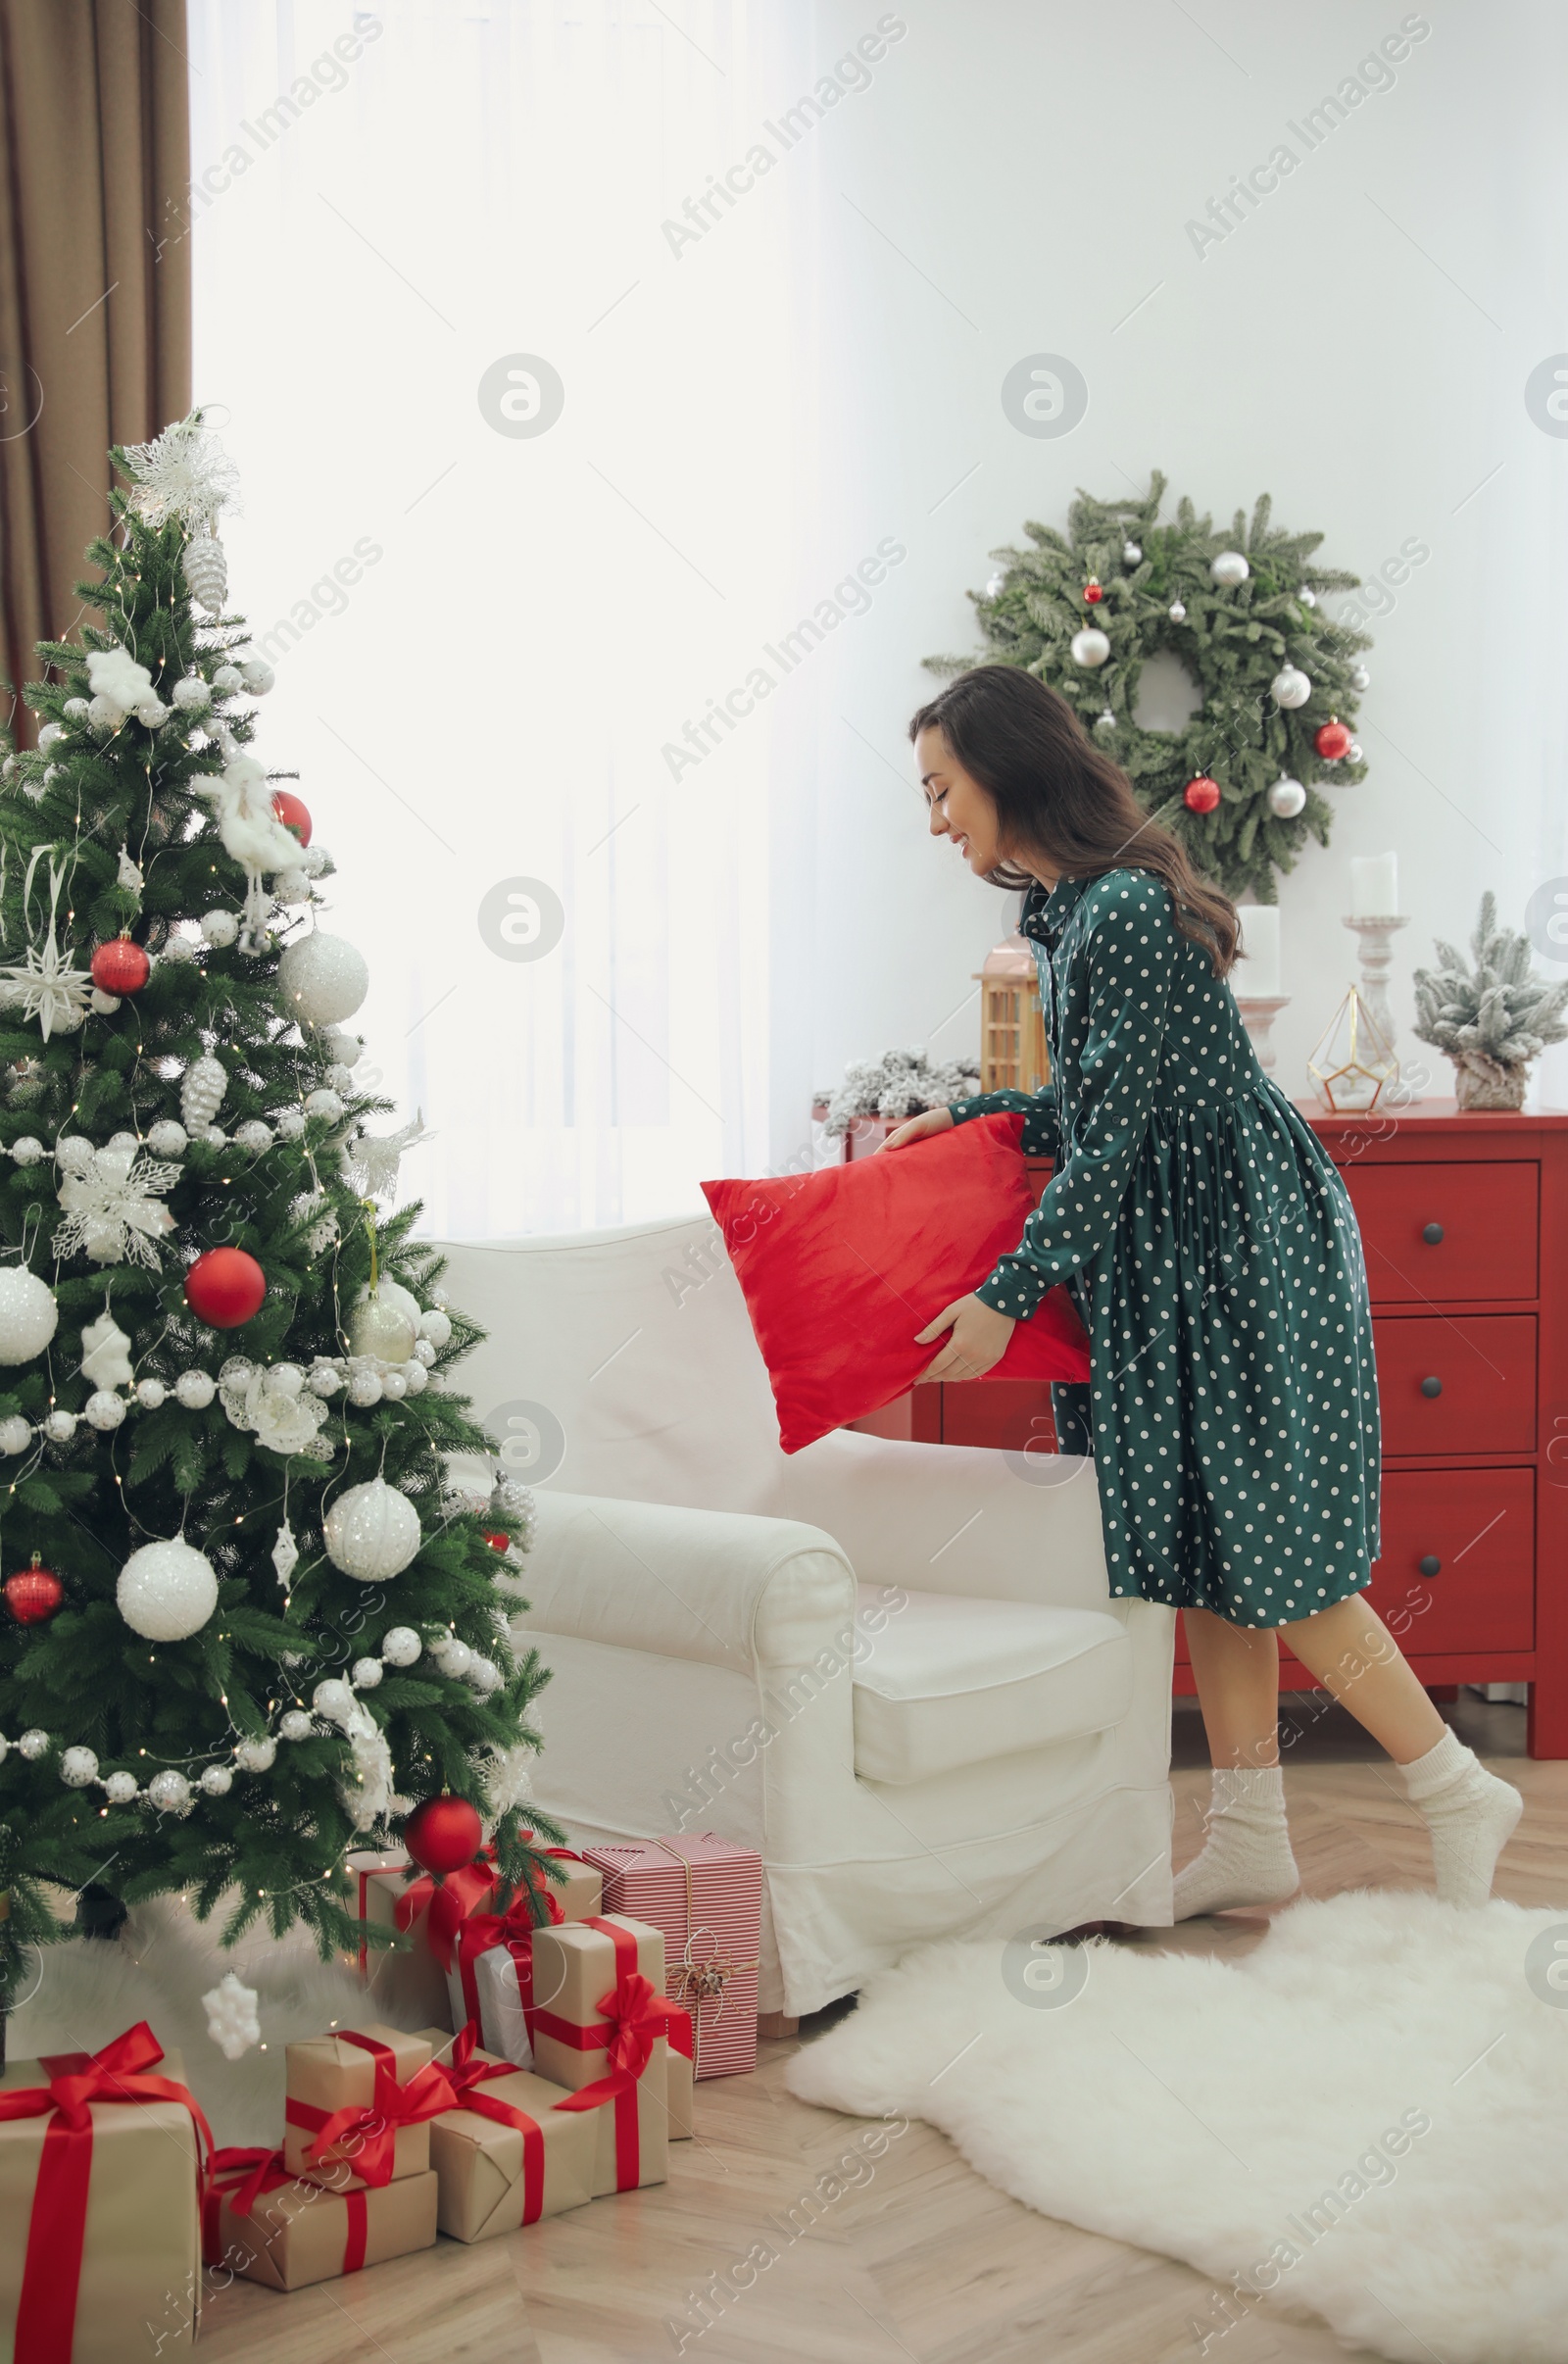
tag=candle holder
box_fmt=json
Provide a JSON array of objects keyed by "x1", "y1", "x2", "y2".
[
  {"x1": 1236, "y1": 994, "x2": 1290, "y2": 1073},
  {"x1": 1344, "y1": 913, "x2": 1408, "y2": 1078}
]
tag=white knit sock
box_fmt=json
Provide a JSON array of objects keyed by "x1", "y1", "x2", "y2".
[
  {"x1": 1172, "y1": 1765, "x2": 1298, "y2": 1920},
  {"x1": 1400, "y1": 1727, "x2": 1523, "y2": 1907}
]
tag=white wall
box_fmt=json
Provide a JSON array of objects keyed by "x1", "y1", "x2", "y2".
[{"x1": 780, "y1": 0, "x2": 1568, "y2": 1144}]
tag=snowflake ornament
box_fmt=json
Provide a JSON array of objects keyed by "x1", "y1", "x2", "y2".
[
  {"x1": 56, "y1": 1147, "x2": 179, "y2": 1267},
  {"x1": 122, "y1": 413, "x2": 241, "y2": 534},
  {"x1": 202, "y1": 1970, "x2": 263, "y2": 2061},
  {"x1": 271, "y1": 1519, "x2": 300, "y2": 1590},
  {"x1": 481, "y1": 1742, "x2": 535, "y2": 1820}
]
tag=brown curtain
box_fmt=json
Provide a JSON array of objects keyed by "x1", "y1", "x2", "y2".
[{"x1": 0, "y1": 0, "x2": 191, "y2": 738}]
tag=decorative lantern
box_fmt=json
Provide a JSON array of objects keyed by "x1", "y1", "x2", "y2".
[
  {"x1": 1307, "y1": 985, "x2": 1397, "y2": 1112},
  {"x1": 975, "y1": 934, "x2": 1050, "y2": 1096}
]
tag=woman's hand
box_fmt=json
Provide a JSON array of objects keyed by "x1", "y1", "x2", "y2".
[
  {"x1": 879, "y1": 1107, "x2": 955, "y2": 1153},
  {"x1": 915, "y1": 1292, "x2": 1016, "y2": 1381}
]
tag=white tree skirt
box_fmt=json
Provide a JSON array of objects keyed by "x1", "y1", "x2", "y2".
[
  {"x1": 7, "y1": 1896, "x2": 428, "y2": 2147},
  {"x1": 786, "y1": 1889, "x2": 1568, "y2": 2364}
]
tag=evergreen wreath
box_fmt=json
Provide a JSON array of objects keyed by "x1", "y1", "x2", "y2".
[{"x1": 926, "y1": 470, "x2": 1372, "y2": 901}]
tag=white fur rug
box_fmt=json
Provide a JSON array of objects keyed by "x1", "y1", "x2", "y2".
[
  {"x1": 785, "y1": 1890, "x2": 1568, "y2": 2364},
  {"x1": 7, "y1": 1898, "x2": 427, "y2": 2147}
]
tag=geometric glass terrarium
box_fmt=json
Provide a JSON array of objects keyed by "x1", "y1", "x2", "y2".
[{"x1": 1307, "y1": 983, "x2": 1397, "y2": 1111}]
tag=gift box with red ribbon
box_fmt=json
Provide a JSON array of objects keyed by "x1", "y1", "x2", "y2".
[
  {"x1": 350, "y1": 1845, "x2": 500, "y2": 2032},
  {"x1": 417, "y1": 2024, "x2": 596, "y2": 2241},
  {"x1": 528, "y1": 1914, "x2": 676, "y2": 2195},
  {"x1": 443, "y1": 1850, "x2": 604, "y2": 2059},
  {"x1": 0, "y1": 2025, "x2": 210, "y2": 2364},
  {"x1": 204, "y1": 2146, "x2": 438, "y2": 2290},
  {"x1": 582, "y1": 1834, "x2": 762, "y2": 2078},
  {"x1": 282, "y1": 2025, "x2": 456, "y2": 2192}
]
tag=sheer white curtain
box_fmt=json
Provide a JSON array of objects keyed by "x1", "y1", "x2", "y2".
[{"x1": 186, "y1": 0, "x2": 819, "y2": 1236}]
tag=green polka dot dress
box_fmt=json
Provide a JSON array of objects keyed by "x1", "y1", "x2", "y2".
[{"x1": 948, "y1": 868, "x2": 1379, "y2": 1630}]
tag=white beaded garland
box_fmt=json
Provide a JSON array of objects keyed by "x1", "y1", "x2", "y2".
[
  {"x1": 18, "y1": 1729, "x2": 50, "y2": 1759},
  {"x1": 277, "y1": 932, "x2": 369, "y2": 1028},
  {"x1": 380, "y1": 1370, "x2": 408, "y2": 1401},
  {"x1": 233, "y1": 1120, "x2": 273, "y2": 1151},
  {"x1": 240, "y1": 657, "x2": 274, "y2": 696},
  {"x1": 147, "y1": 1769, "x2": 193, "y2": 1814},
  {"x1": 9, "y1": 1137, "x2": 44, "y2": 1165},
  {"x1": 175, "y1": 1370, "x2": 216, "y2": 1408},
  {"x1": 43, "y1": 1410, "x2": 76, "y2": 1443},
  {"x1": 104, "y1": 1770, "x2": 139, "y2": 1803},
  {"x1": 322, "y1": 1478, "x2": 421, "y2": 1581},
  {"x1": 304, "y1": 1088, "x2": 343, "y2": 1121},
  {"x1": 432, "y1": 1636, "x2": 473, "y2": 1680},
  {"x1": 274, "y1": 1108, "x2": 306, "y2": 1141},
  {"x1": 213, "y1": 664, "x2": 243, "y2": 693},
  {"x1": 147, "y1": 1119, "x2": 188, "y2": 1157},
  {"x1": 135, "y1": 1377, "x2": 168, "y2": 1409},
  {"x1": 467, "y1": 1655, "x2": 502, "y2": 1697},
  {"x1": 172, "y1": 674, "x2": 211, "y2": 712},
  {"x1": 416, "y1": 1308, "x2": 451, "y2": 1350},
  {"x1": 380, "y1": 1626, "x2": 422, "y2": 1667},
  {"x1": 85, "y1": 1390, "x2": 126, "y2": 1431},
  {"x1": 279, "y1": 1710, "x2": 314, "y2": 1741},
  {"x1": 117, "y1": 1538, "x2": 220, "y2": 1641},
  {"x1": 347, "y1": 1368, "x2": 383, "y2": 1406},
  {"x1": 60, "y1": 1746, "x2": 99, "y2": 1786},
  {"x1": 201, "y1": 911, "x2": 239, "y2": 948},
  {"x1": 351, "y1": 1656, "x2": 384, "y2": 1689},
  {"x1": 312, "y1": 1677, "x2": 357, "y2": 1725},
  {"x1": 0, "y1": 1415, "x2": 32, "y2": 1453},
  {"x1": 234, "y1": 1737, "x2": 276, "y2": 1772},
  {"x1": 199, "y1": 1764, "x2": 233, "y2": 1797}
]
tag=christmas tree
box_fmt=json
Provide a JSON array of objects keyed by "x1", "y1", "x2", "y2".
[{"x1": 0, "y1": 415, "x2": 560, "y2": 2016}]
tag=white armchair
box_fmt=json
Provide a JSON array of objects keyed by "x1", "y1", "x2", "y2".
[{"x1": 435, "y1": 1212, "x2": 1175, "y2": 2018}]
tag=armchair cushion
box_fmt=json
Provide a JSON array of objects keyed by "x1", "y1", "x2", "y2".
[
  {"x1": 852, "y1": 1586, "x2": 1132, "y2": 1786},
  {"x1": 701, "y1": 1112, "x2": 1090, "y2": 1452}
]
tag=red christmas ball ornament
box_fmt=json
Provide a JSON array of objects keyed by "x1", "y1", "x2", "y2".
[
  {"x1": 1183, "y1": 775, "x2": 1221, "y2": 814},
  {"x1": 483, "y1": 1530, "x2": 510, "y2": 1553},
  {"x1": 1314, "y1": 717, "x2": 1353, "y2": 761},
  {"x1": 1082, "y1": 577, "x2": 1104, "y2": 606},
  {"x1": 404, "y1": 1794, "x2": 484, "y2": 1877},
  {"x1": 271, "y1": 791, "x2": 313, "y2": 846},
  {"x1": 90, "y1": 936, "x2": 150, "y2": 996},
  {"x1": 184, "y1": 1247, "x2": 267, "y2": 1329},
  {"x1": 5, "y1": 1555, "x2": 63, "y2": 1624}
]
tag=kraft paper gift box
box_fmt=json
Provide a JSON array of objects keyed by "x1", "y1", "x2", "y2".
[
  {"x1": 443, "y1": 1853, "x2": 605, "y2": 2046},
  {"x1": 528, "y1": 1914, "x2": 672, "y2": 2194},
  {"x1": 665, "y1": 1999, "x2": 695, "y2": 2141},
  {"x1": 283, "y1": 2024, "x2": 454, "y2": 2191},
  {"x1": 206, "y1": 2153, "x2": 439, "y2": 2290},
  {"x1": 417, "y1": 2027, "x2": 596, "y2": 2240},
  {"x1": 0, "y1": 2026, "x2": 205, "y2": 2364},
  {"x1": 583, "y1": 1833, "x2": 762, "y2": 2077},
  {"x1": 350, "y1": 1846, "x2": 498, "y2": 2033}
]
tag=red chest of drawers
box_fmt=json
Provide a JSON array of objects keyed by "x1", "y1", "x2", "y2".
[{"x1": 881, "y1": 1101, "x2": 1568, "y2": 1758}]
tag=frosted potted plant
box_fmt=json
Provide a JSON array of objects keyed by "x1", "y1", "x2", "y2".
[
  {"x1": 1412, "y1": 893, "x2": 1568, "y2": 1109},
  {"x1": 813, "y1": 1047, "x2": 982, "y2": 1157}
]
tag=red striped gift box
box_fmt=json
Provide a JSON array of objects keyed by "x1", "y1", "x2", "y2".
[{"x1": 580, "y1": 1836, "x2": 761, "y2": 2079}]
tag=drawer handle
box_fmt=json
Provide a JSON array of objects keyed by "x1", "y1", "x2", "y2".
[
  {"x1": 1421, "y1": 1376, "x2": 1443, "y2": 1399},
  {"x1": 1422, "y1": 1222, "x2": 1445, "y2": 1245},
  {"x1": 1418, "y1": 1554, "x2": 1442, "y2": 1578}
]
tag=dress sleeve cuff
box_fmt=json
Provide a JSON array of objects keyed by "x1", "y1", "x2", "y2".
[{"x1": 974, "y1": 1263, "x2": 1049, "y2": 1320}]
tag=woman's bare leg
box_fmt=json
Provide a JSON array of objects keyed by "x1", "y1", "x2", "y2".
[
  {"x1": 1183, "y1": 1605, "x2": 1281, "y2": 1767},
  {"x1": 1279, "y1": 1594, "x2": 1445, "y2": 1762}
]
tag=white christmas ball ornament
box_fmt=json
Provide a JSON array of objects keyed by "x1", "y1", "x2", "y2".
[
  {"x1": 323, "y1": 1479, "x2": 421, "y2": 1581},
  {"x1": 1069, "y1": 627, "x2": 1110, "y2": 668},
  {"x1": 199, "y1": 1764, "x2": 233, "y2": 1797},
  {"x1": 118, "y1": 1538, "x2": 220, "y2": 1641},
  {"x1": 1350, "y1": 665, "x2": 1371, "y2": 691},
  {"x1": 433, "y1": 1635, "x2": 473, "y2": 1680},
  {"x1": 1270, "y1": 665, "x2": 1312, "y2": 710},
  {"x1": 10, "y1": 1138, "x2": 44, "y2": 1166},
  {"x1": 90, "y1": 988, "x2": 121, "y2": 1015},
  {"x1": 380, "y1": 1625, "x2": 421, "y2": 1667},
  {"x1": 1122, "y1": 540, "x2": 1143, "y2": 565},
  {"x1": 172, "y1": 674, "x2": 211, "y2": 712},
  {"x1": 64, "y1": 698, "x2": 89, "y2": 721},
  {"x1": 348, "y1": 1368, "x2": 383, "y2": 1406},
  {"x1": 85, "y1": 1390, "x2": 126, "y2": 1432},
  {"x1": 416, "y1": 1307, "x2": 451, "y2": 1351},
  {"x1": 1267, "y1": 777, "x2": 1307, "y2": 819},
  {"x1": 55, "y1": 1136, "x2": 93, "y2": 1174},
  {"x1": 400, "y1": 1361, "x2": 427, "y2": 1395},
  {"x1": 87, "y1": 694, "x2": 123, "y2": 733},
  {"x1": 351, "y1": 1655, "x2": 384, "y2": 1689},
  {"x1": 0, "y1": 1266, "x2": 59, "y2": 1363},
  {"x1": 240, "y1": 658, "x2": 275, "y2": 696},
  {"x1": 147, "y1": 1119, "x2": 187, "y2": 1158},
  {"x1": 103, "y1": 1770, "x2": 139, "y2": 1804},
  {"x1": 467, "y1": 1655, "x2": 502, "y2": 1697},
  {"x1": 60, "y1": 1746, "x2": 99, "y2": 1786},
  {"x1": 43, "y1": 1409, "x2": 76, "y2": 1443},
  {"x1": 413, "y1": 1339, "x2": 436, "y2": 1367},
  {"x1": 234, "y1": 1120, "x2": 273, "y2": 1151},
  {"x1": 1209, "y1": 551, "x2": 1250, "y2": 586},
  {"x1": 1168, "y1": 601, "x2": 1187, "y2": 622},
  {"x1": 309, "y1": 1362, "x2": 342, "y2": 1398},
  {"x1": 312, "y1": 1677, "x2": 357, "y2": 1726},
  {"x1": 201, "y1": 911, "x2": 239, "y2": 948},
  {"x1": 380, "y1": 1369, "x2": 408, "y2": 1401},
  {"x1": 304, "y1": 1088, "x2": 343, "y2": 1122},
  {"x1": 234, "y1": 1737, "x2": 276, "y2": 1772},
  {"x1": 18, "y1": 1729, "x2": 49, "y2": 1759},
  {"x1": 1348, "y1": 739, "x2": 1364, "y2": 763},
  {"x1": 1298, "y1": 586, "x2": 1317, "y2": 608},
  {"x1": 279, "y1": 1710, "x2": 314, "y2": 1741},
  {"x1": 277, "y1": 932, "x2": 369, "y2": 1028},
  {"x1": 213, "y1": 664, "x2": 243, "y2": 693},
  {"x1": 175, "y1": 1370, "x2": 216, "y2": 1408},
  {"x1": 350, "y1": 1281, "x2": 419, "y2": 1363},
  {"x1": 0, "y1": 1416, "x2": 32, "y2": 1453},
  {"x1": 136, "y1": 1377, "x2": 168, "y2": 1410},
  {"x1": 147, "y1": 1769, "x2": 193, "y2": 1814},
  {"x1": 37, "y1": 722, "x2": 63, "y2": 752},
  {"x1": 274, "y1": 1108, "x2": 307, "y2": 1141},
  {"x1": 134, "y1": 699, "x2": 170, "y2": 730}
]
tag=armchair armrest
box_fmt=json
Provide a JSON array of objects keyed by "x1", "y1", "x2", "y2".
[
  {"x1": 768, "y1": 1427, "x2": 1109, "y2": 1610},
  {"x1": 508, "y1": 1489, "x2": 857, "y2": 1676}
]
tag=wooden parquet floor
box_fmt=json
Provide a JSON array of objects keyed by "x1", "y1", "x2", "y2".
[{"x1": 198, "y1": 1693, "x2": 1567, "y2": 2364}]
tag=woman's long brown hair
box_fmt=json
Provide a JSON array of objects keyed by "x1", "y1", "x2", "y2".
[{"x1": 909, "y1": 665, "x2": 1242, "y2": 976}]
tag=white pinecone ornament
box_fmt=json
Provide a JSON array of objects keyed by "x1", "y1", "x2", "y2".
[
  {"x1": 182, "y1": 529, "x2": 228, "y2": 616},
  {"x1": 180, "y1": 1055, "x2": 227, "y2": 1132}
]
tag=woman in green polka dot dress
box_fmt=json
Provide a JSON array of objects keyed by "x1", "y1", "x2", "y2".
[{"x1": 885, "y1": 667, "x2": 1522, "y2": 1914}]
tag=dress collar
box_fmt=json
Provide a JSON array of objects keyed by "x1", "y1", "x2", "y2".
[{"x1": 1019, "y1": 873, "x2": 1090, "y2": 947}]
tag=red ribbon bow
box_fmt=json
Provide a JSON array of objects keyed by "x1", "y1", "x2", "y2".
[
  {"x1": 451, "y1": 1880, "x2": 564, "y2": 2026},
  {"x1": 392, "y1": 1851, "x2": 499, "y2": 1972},
  {"x1": 440, "y1": 2022, "x2": 550, "y2": 2224},
  {"x1": 204, "y1": 2144, "x2": 371, "y2": 2276},
  {"x1": 285, "y1": 2031, "x2": 456, "y2": 2189},
  {"x1": 546, "y1": 1924, "x2": 683, "y2": 2191},
  {"x1": 0, "y1": 2021, "x2": 212, "y2": 2364}
]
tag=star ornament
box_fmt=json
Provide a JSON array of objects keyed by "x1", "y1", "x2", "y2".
[
  {"x1": 0, "y1": 932, "x2": 92, "y2": 1042},
  {"x1": 56, "y1": 1147, "x2": 179, "y2": 1268},
  {"x1": 122, "y1": 414, "x2": 241, "y2": 533}
]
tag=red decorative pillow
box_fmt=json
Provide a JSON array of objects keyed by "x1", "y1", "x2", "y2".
[{"x1": 702, "y1": 1112, "x2": 1090, "y2": 1453}]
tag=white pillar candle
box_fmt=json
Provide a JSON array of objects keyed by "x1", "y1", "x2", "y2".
[
  {"x1": 1235, "y1": 905, "x2": 1281, "y2": 998},
  {"x1": 1349, "y1": 852, "x2": 1400, "y2": 917}
]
